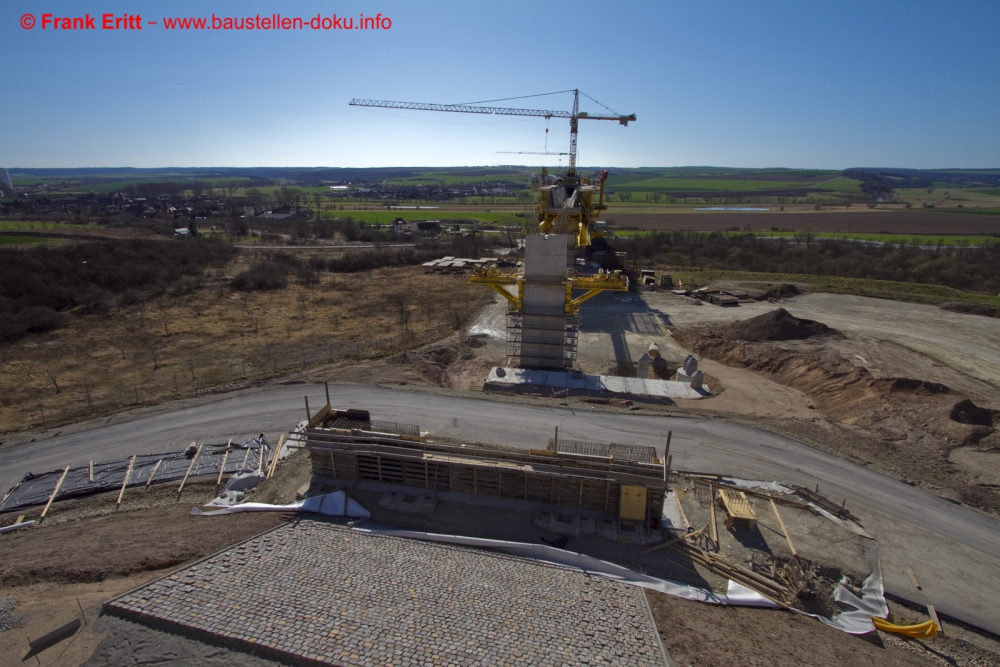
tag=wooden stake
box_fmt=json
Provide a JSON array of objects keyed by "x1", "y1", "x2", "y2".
[
  {"x1": 88, "y1": 461, "x2": 94, "y2": 483},
  {"x1": 643, "y1": 524, "x2": 707, "y2": 554},
  {"x1": 770, "y1": 498, "x2": 798, "y2": 558},
  {"x1": 304, "y1": 395, "x2": 311, "y2": 423},
  {"x1": 177, "y1": 444, "x2": 202, "y2": 499},
  {"x1": 664, "y1": 431, "x2": 672, "y2": 466},
  {"x1": 709, "y1": 487, "x2": 719, "y2": 550},
  {"x1": 553, "y1": 426, "x2": 559, "y2": 452},
  {"x1": 324, "y1": 380, "x2": 330, "y2": 407},
  {"x1": 257, "y1": 442, "x2": 266, "y2": 477},
  {"x1": 145, "y1": 459, "x2": 163, "y2": 489},
  {"x1": 927, "y1": 604, "x2": 942, "y2": 633},
  {"x1": 675, "y1": 492, "x2": 691, "y2": 530},
  {"x1": 216, "y1": 440, "x2": 232, "y2": 489},
  {"x1": 116, "y1": 455, "x2": 136, "y2": 509},
  {"x1": 239, "y1": 445, "x2": 250, "y2": 473},
  {"x1": 40, "y1": 466, "x2": 70, "y2": 523},
  {"x1": 907, "y1": 567, "x2": 922, "y2": 590},
  {"x1": 267, "y1": 434, "x2": 286, "y2": 479},
  {"x1": 15, "y1": 515, "x2": 25, "y2": 525}
]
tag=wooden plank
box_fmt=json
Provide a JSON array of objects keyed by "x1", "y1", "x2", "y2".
[
  {"x1": 145, "y1": 459, "x2": 163, "y2": 489},
  {"x1": 643, "y1": 525, "x2": 706, "y2": 554},
  {"x1": 674, "y1": 492, "x2": 691, "y2": 530},
  {"x1": 257, "y1": 442, "x2": 267, "y2": 477},
  {"x1": 116, "y1": 455, "x2": 136, "y2": 508},
  {"x1": 927, "y1": 604, "x2": 943, "y2": 633},
  {"x1": 39, "y1": 466, "x2": 71, "y2": 522},
  {"x1": 216, "y1": 440, "x2": 232, "y2": 488},
  {"x1": 177, "y1": 444, "x2": 203, "y2": 499},
  {"x1": 907, "y1": 567, "x2": 922, "y2": 591},
  {"x1": 88, "y1": 461, "x2": 94, "y2": 483},
  {"x1": 15, "y1": 515, "x2": 25, "y2": 525},
  {"x1": 770, "y1": 498, "x2": 798, "y2": 558},
  {"x1": 267, "y1": 434, "x2": 286, "y2": 479}
]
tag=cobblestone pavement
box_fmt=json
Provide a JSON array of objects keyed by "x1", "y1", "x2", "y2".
[{"x1": 108, "y1": 518, "x2": 667, "y2": 666}]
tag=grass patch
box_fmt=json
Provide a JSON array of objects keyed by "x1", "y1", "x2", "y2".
[
  {"x1": 673, "y1": 270, "x2": 1000, "y2": 307},
  {"x1": 0, "y1": 235, "x2": 48, "y2": 244}
]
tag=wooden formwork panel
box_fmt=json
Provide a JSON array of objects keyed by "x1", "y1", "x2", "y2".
[{"x1": 307, "y1": 448, "x2": 663, "y2": 518}]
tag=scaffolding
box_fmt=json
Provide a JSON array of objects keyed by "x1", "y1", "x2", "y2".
[{"x1": 506, "y1": 309, "x2": 579, "y2": 368}]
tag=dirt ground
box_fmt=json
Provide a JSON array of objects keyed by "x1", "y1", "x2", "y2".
[
  {"x1": 613, "y1": 211, "x2": 1000, "y2": 234},
  {"x1": 3, "y1": 449, "x2": 999, "y2": 666}
]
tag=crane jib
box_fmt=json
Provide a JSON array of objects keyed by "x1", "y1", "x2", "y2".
[{"x1": 348, "y1": 99, "x2": 634, "y2": 123}]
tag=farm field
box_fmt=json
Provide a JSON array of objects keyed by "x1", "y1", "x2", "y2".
[
  {"x1": 611, "y1": 230, "x2": 997, "y2": 246},
  {"x1": 611, "y1": 210, "x2": 1000, "y2": 234}
]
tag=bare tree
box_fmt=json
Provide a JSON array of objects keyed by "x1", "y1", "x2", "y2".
[
  {"x1": 81, "y1": 378, "x2": 94, "y2": 411},
  {"x1": 387, "y1": 293, "x2": 412, "y2": 330},
  {"x1": 244, "y1": 307, "x2": 263, "y2": 335},
  {"x1": 144, "y1": 337, "x2": 162, "y2": 370},
  {"x1": 45, "y1": 368, "x2": 61, "y2": 394},
  {"x1": 185, "y1": 357, "x2": 197, "y2": 380},
  {"x1": 111, "y1": 331, "x2": 129, "y2": 359}
]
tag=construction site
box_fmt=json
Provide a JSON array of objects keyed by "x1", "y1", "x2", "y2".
[{"x1": 2, "y1": 89, "x2": 1000, "y2": 667}]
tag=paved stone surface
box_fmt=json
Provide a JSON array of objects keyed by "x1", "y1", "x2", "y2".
[{"x1": 108, "y1": 519, "x2": 666, "y2": 666}]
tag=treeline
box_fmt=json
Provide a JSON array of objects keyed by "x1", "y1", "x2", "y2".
[
  {"x1": 0, "y1": 238, "x2": 237, "y2": 343},
  {"x1": 613, "y1": 231, "x2": 1000, "y2": 294}
]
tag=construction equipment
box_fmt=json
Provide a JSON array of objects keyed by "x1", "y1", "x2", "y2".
[{"x1": 350, "y1": 89, "x2": 636, "y2": 369}]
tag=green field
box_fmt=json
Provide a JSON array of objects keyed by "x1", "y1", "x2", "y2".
[
  {"x1": 318, "y1": 210, "x2": 514, "y2": 224},
  {"x1": 607, "y1": 177, "x2": 820, "y2": 193},
  {"x1": 0, "y1": 235, "x2": 49, "y2": 244},
  {"x1": 673, "y1": 269, "x2": 1000, "y2": 307},
  {"x1": 812, "y1": 176, "x2": 862, "y2": 192},
  {"x1": 0, "y1": 221, "x2": 97, "y2": 231}
]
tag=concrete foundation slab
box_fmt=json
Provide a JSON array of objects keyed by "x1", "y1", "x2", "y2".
[{"x1": 485, "y1": 367, "x2": 709, "y2": 401}]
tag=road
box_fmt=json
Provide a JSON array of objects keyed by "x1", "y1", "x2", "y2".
[{"x1": 2, "y1": 384, "x2": 998, "y2": 634}]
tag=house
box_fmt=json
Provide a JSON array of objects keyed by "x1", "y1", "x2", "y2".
[{"x1": 391, "y1": 217, "x2": 416, "y2": 233}]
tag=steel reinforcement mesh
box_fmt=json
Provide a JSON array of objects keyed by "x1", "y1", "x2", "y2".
[
  {"x1": 547, "y1": 439, "x2": 658, "y2": 463},
  {"x1": 0, "y1": 437, "x2": 268, "y2": 513},
  {"x1": 326, "y1": 418, "x2": 420, "y2": 436}
]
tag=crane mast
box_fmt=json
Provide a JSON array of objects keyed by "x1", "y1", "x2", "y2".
[{"x1": 350, "y1": 90, "x2": 636, "y2": 370}]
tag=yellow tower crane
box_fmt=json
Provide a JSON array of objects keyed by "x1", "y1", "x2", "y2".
[{"x1": 350, "y1": 91, "x2": 636, "y2": 367}]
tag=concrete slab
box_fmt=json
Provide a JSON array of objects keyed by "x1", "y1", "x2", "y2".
[
  {"x1": 485, "y1": 367, "x2": 709, "y2": 401},
  {"x1": 106, "y1": 520, "x2": 667, "y2": 667}
]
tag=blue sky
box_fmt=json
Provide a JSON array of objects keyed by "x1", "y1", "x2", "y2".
[{"x1": 2, "y1": 0, "x2": 997, "y2": 169}]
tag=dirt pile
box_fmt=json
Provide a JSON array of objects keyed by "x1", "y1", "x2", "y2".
[
  {"x1": 388, "y1": 333, "x2": 498, "y2": 390},
  {"x1": 940, "y1": 302, "x2": 1000, "y2": 319},
  {"x1": 674, "y1": 318, "x2": 1000, "y2": 513},
  {"x1": 717, "y1": 308, "x2": 834, "y2": 342},
  {"x1": 756, "y1": 283, "x2": 802, "y2": 301}
]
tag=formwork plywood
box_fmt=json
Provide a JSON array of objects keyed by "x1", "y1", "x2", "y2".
[{"x1": 619, "y1": 485, "x2": 648, "y2": 521}]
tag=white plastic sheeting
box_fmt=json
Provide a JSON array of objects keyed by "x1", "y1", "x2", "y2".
[
  {"x1": 191, "y1": 492, "x2": 370, "y2": 519},
  {"x1": 352, "y1": 525, "x2": 780, "y2": 607}
]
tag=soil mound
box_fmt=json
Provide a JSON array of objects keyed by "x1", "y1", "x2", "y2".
[
  {"x1": 873, "y1": 378, "x2": 951, "y2": 397},
  {"x1": 758, "y1": 283, "x2": 801, "y2": 300},
  {"x1": 950, "y1": 398, "x2": 995, "y2": 426},
  {"x1": 719, "y1": 308, "x2": 834, "y2": 342},
  {"x1": 940, "y1": 302, "x2": 1000, "y2": 319}
]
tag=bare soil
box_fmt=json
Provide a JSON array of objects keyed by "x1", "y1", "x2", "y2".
[
  {"x1": 614, "y1": 211, "x2": 1000, "y2": 234},
  {"x1": 674, "y1": 310, "x2": 1000, "y2": 515}
]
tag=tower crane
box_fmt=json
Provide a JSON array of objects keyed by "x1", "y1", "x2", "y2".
[
  {"x1": 350, "y1": 90, "x2": 637, "y2": 370},
  {"x1": 349, "y1": 89, "x2": 634, "y2": 177}
]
